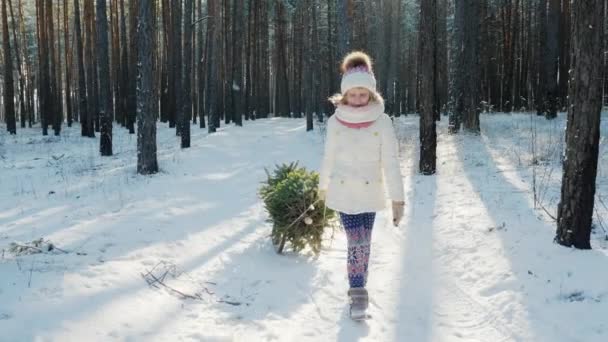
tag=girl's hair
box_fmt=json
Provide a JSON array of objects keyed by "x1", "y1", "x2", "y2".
[{"x1": 329, "y1": 51, "x2": 382, "y2": 106}]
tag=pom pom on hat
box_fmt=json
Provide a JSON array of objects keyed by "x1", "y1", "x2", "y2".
[
  {"x1": 340, "y1": 51, "x2": 377, "y2": 94},
  {"x1": 340, "y1": 51, "x2": 374, "y2": 74}
]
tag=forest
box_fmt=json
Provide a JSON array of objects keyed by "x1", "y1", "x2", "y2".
[
  {"x1": 0, "y1": 1, "x2": 607, "y2": 340},
  {"x1": 1, "y1": 1, "x2": 596, "y2": 136}
]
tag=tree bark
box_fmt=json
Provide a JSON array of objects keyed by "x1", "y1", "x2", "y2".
[
  {"x1": 118, "y1": 0, "x2": 129, "y2": 127},
  {"x1": 127, "y1": 0, "x2": 138, "y2": 133},
  {"x1": 419, "y1": 0, "x2": 437, "y2": 175},
  {"x1": 97, "y1": 0, "x2": 112, "y2": 155},
  {"x1": 62, "y1": 0, "x2": 72, "y2": 127},
  {"x1": 2, "y1": 0, "x2": 15, "y2": 134},
  {"x1": 555, "y1": 0, "x2": 604, "y2": 249},
  {"x1": 454, "y1": 0, "x2": 481, "y2": 133},
  {"x1": 74, "y1": 0, "x2": 88, "y2": 136},
  {"x1": 137, "y1": 0, "x2": 158, "y2": 175},
  {"x1": 181, "y1": 0, "x2": 193, "y2": 148},
  {"x1": 84, "y1": 0, "x2": 96, "y2": 137},
  {"x1": 8, "y1": 0, "x2": 25, "y2": 129},
  {"x1": 336, "y1": 0, "x2": 350, "y2": 59},
  {"x1": 206, "y1": 0, "x2": 218, "y2": 133}
]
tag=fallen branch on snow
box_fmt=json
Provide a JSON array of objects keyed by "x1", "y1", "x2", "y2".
[
  {"x1": 141, "y1": 261, "x2": 214, "y2": 301},
  {"x1": 8, "y1": 238, "x2": 69, "y2": 256}
]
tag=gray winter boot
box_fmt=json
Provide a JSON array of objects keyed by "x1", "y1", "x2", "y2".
[{"x1": 348, "y1": 287, "x2": 369, "y2": 320}]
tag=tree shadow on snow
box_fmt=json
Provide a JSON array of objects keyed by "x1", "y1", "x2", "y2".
[
  {"x1": 456, "y1": 132, "x2": 608, "y2": 342},
  {"x1": 0, "y1": 119, "x2": 322, "y2": 340},
  {"x1": 393, "y1": 151, "x2": 437, "y2": 342}
]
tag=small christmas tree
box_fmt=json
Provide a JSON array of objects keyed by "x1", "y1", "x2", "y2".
[{"x1": 259, "y1": 162, "x2": 336, "y2": 255}]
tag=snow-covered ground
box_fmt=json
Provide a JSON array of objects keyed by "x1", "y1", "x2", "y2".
[{"x1": 0, "y1": 113, "x2": 607, "y2": 342}]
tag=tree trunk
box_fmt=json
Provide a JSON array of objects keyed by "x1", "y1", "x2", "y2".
[
  {"x1": 119, "y1": 0, "x2": 129, "y2": 127},
  {"x1": 336, "y1": 0, "x2": 350, "y2": 59},
  {"x1": 181, "y1": 0, "x2": 192, "y2": 148},
  {"x1": 197, "y1": 0, "x2": 206, "y2": 128},
  {"x1": 84, "y1": 0, "x2": 96, "y2": 137},
  {"x1": 62, "y1": 0, "x2": 72, "y2": 127},
  {"x1": 418, "y1": 0, "x2": 437, "y2": 175},
  {"x1": 74, "y1": 0, "x2": 88, "y2": 136},
  {"x1": 172, "y1": 0, "x2": 183, "y2": 136},
  {"x1": 274, "y1": 0, "x2": 289, "y2": 118},
  {"x1": 8, "y1": 0, "x2": 25, "y2": 130},
  {"x1": 127, "y1": 0, "x2": 138, "y2": 133},
  {"x1": 110, "y1": 0, "x2": 120, "y2": 123},
  {"x1": 543, "y1": 0, "x2": 560, "y2": 119},
  {"x1": 206, "y1": 0, "x2": 218, "y2": 133},
  {"x1": 454, "y1": 0, "x2": 481, "y2": 133},
  {"x1": 435, "y1": 0, "x2": 448, "y2": 120},
  {"x1": 555, "y1": 0, "x2": 604, "y2": 249},
  {"x1": 45, "y1": 0, "x2": 60, "y2": 136},
  {"x1": 136, "y1": 0, "x2": 158, "y2": 175},
  {"x1": 305, "y1": 0, "x2": 315, "y2": 131},
  {"x1": 54, "y1": 0, "x2": 63, "y2": 135},
  {"x1": 17, "y1": 0, "x2": 33, "y2": 127},
  {"x1": 536, "y1": 0, "x2": 547, "y2": 116},
  {"x1": 222, "y1": 0, "x2": 232, "y2": 124},
  {"x1": 231, "y1": 0, "x2": 243, "y2": 126},
  {"x1": 558, "y1": 0, "x2": 570, "y2": 108},
  {"x1": 97, "y1": 0, "x2": 112, "y2": 155},
  {"x1": 2, "y1": 0, "x2": 15, "y2": 134}
]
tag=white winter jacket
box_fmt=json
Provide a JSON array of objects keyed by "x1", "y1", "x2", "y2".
[{"x1": 319, "y1": 101, "x2": 405, "y2": 214}]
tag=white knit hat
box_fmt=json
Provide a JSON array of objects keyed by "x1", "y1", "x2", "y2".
[{"x1": 340, "y1": 65, "x2": 377, "y2": 94}]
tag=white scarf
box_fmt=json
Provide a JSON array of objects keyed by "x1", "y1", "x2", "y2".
[{"x1": 334, "y1": 100, "x2": 384, "y2": 124}]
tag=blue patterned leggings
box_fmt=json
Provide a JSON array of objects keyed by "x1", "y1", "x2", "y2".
[{"x1": 339, "y1": 212, "x2": 376, "y2": 288}]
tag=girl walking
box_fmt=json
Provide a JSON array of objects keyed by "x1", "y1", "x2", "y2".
[{"x1": 319, "y1": 51, "x2": 405, "y2": 320}]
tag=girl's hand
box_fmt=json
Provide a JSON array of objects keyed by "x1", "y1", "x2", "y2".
[{"x1": 392, "y1": 201, "x2": 405, "y2": 227}]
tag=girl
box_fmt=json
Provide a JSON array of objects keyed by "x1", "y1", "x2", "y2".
[{"x1": 319, "y1": 51, "x2": 405, "y2": 320}]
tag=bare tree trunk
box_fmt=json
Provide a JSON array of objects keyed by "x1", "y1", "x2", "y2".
[
  {"x1": 110, "y1": 0, "x2": 119, "y2": 123},
  {"x1": 543, "y1": 0, "x2": 560, "y2": 119},
  {"x1": 230, "y1": 0, "x2": 242, "y2": 125},
  {"x1": 558, "y1": 0, "x2": 570, "y2": 109},
  {"x1": 62, "y1": 0, "x2": 72, "y2": 127},
  {"x1": 305, "y1": 0, "x2": 315, "y2": 131},
  {"x1": 536, "y1": 0, "x2": 547, "y2": 116},
  {"x1": 197, "y1": 0, "x2": 206, "y2": 128},
  {"x1": 8, "y1": 0, "x2": 25, "y2": 129},
  {"x1": 127, "y1": 0, "x2": 138, "y2": 133},
  {"x1": 17, "y1": 0, "x2": 32, "y2": 127},
  {"x1": 435, "y1": 0, "x2": 448, "y2": 120},
  {"x1": 137, "y1": 0, "x2": 158, "y2": 174},
  {"x1": 172, "y1": 0, "x2": 183, "y2": 136},
  {"x1": 54, "y1": 0, "x2": 63, "y2": 135},
  {"x1": 222, "y1": 0, "x2": 232, "y2": 124},
  {"x1": 555, "y1": 0, "x2": 604, "y2": 249},
  {"x1": 97, "y1": 0, "x2": 112, "y2": 155},
  {"x1": 46, "y1": 0, "x2": 61, "y2": 135},
  {"x1": 118, "y1": 0, "x2": 128, "y2": 127},
  {"x1": 2, "y1": 0, "x2": 15, "y2": 134},
  {"x1": 74, "y1": 0, "x2": 88, "y2": 136},
  {"x1": 336, "y1": 0, "x2": 350, "y2": 59},
  {"x1": 84, "y1": 0, "x2": 96, "y2": 136},
  {"x1": 454, "y1": 0, "x2": 481, "y2": 133},
  {"x1": 419, "y1": 0, "x2": 437, "y2": 175},
  {"x1": 206, "y1": 0, "x2": 218, "y2": 133},
  {"x1": 181, "y1": 0, "x2": 192, "y2": 148},
  {"x1": 274, "y1": 0, "x2": 289, "y2": 118}
]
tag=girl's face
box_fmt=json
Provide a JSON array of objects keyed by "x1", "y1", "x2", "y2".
[{"x1": 345, "y1": 88, "x2": 371, "y2": 107}]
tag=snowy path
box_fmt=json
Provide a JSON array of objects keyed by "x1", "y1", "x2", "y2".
[{"x1": 1, "y1": 115, "x2": 607, "y2": 341}]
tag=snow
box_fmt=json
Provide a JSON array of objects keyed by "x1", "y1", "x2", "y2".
[{"x1": 1, "y1": 113, "x2": 607, "y2": 342}]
